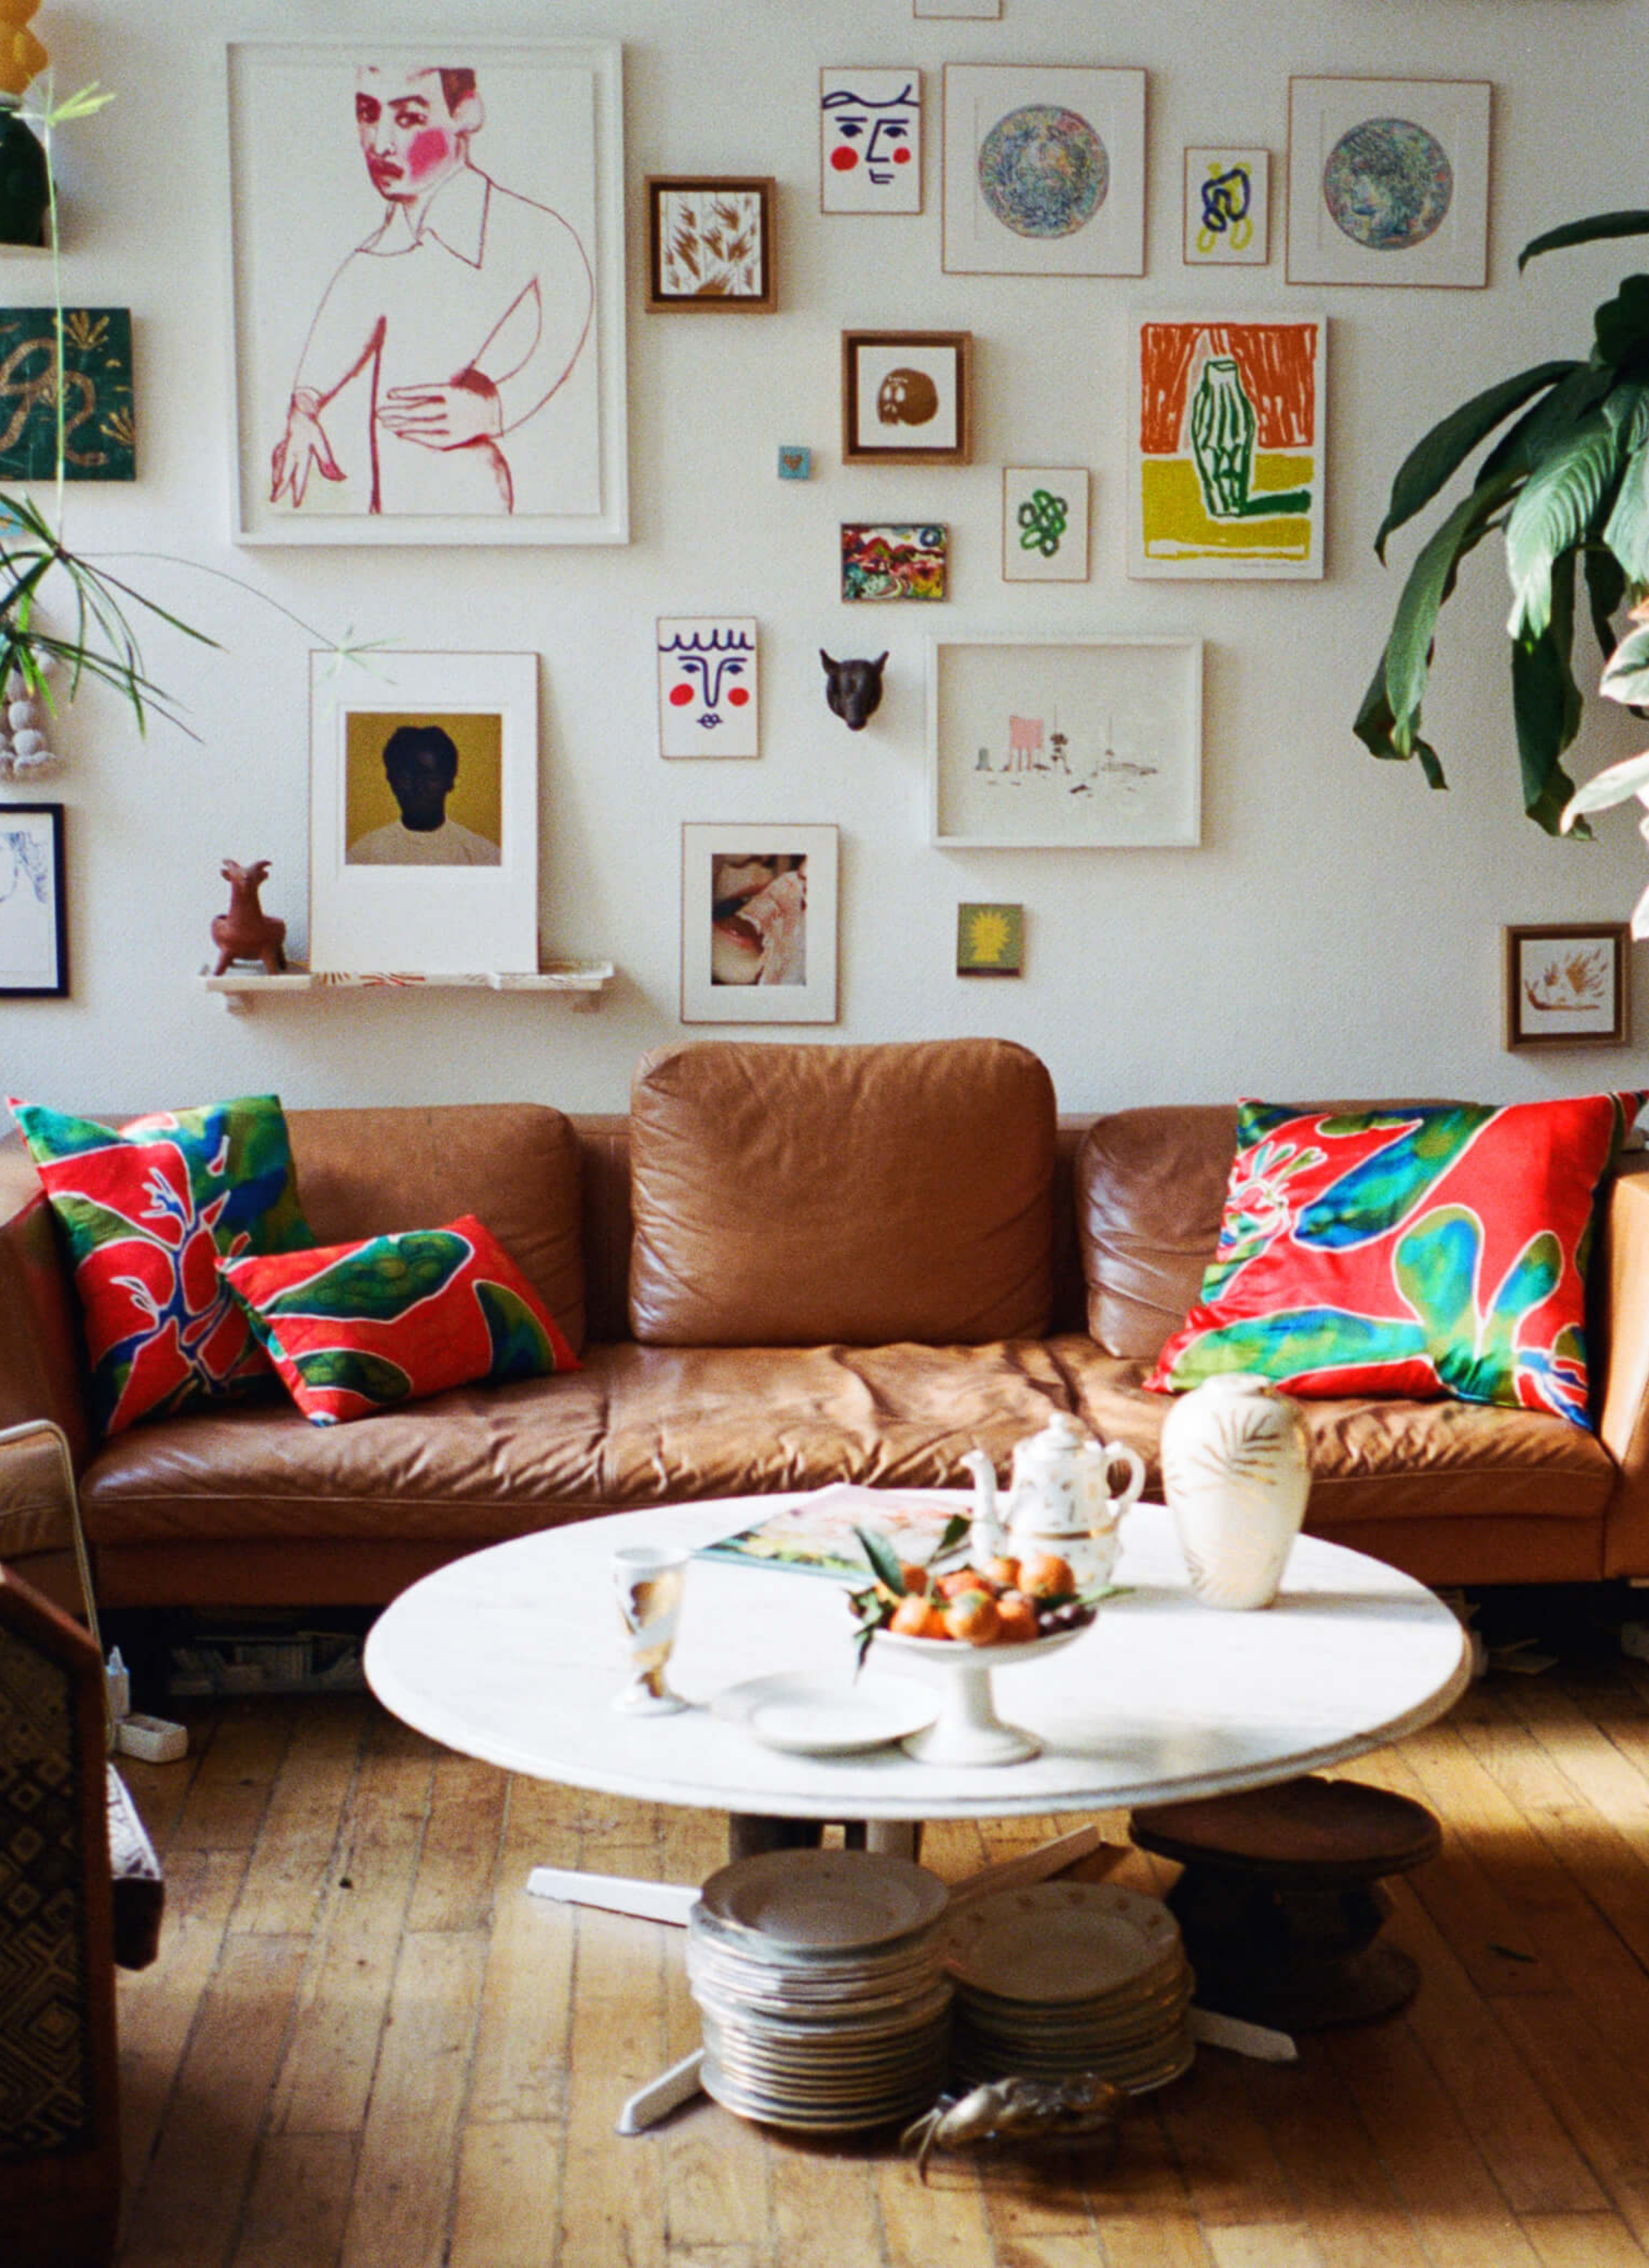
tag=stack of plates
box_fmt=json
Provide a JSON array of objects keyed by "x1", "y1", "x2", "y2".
[
  {"x1": 687, "y1": 1848, "x2": 953, "y2": 2133},
  {"x1": 945, "y1": 1880, "x2": 1196, "y2": 2096}
]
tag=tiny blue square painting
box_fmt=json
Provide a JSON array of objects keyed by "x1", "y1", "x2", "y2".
[
  {"x1": 0, "y1": 308, "x2": 135, "y2": 480},
  {"x1": 778, "y1": 444, "x2": 811, "y2": 480}
]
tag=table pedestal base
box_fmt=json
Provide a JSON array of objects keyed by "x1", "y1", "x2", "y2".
[
  {"x1": 727, "y1": 1815, "x2": 920, "y2": 1863},
  {"x1": 1129, "y1": 1775, "x2": 1441, "y2": 2033}
]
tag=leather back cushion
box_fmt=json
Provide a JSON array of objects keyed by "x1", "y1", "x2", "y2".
[
  {"x1": 285, "y1": 1104, "x2": 586, "y2": 1353},
  {"x1": 628, "y1": 1039, "x2": 1057, "y2": 1346},
  {"x1": 1076, "y1": 1105, "x2": 1239, "y2": 1359}
]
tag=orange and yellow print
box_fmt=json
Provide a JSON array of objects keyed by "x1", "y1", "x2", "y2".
[{"x1": 1136, "y1": 318, "x2": 1322, "y2": 572}]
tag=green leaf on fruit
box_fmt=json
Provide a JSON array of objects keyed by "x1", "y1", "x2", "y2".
[{"x1": 853, "y1": 1524, "x2": 909, "y2": 1599}]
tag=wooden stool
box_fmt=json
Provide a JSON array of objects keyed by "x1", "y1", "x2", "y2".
[{"x1": 1130, "y1": 1776, "x2": 1441, "y2": 2032}]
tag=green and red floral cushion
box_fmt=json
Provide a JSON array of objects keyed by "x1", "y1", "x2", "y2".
[
  {"x1": 222, "y1": 1213, "x2": 579, "y2": 1426},
  {"x1": 8, "y1": 1093, "x2": 313, "y2": 1435},
  {"x1": 1146, "y1": 1093, "x2": 1648, "y2": 1426}
]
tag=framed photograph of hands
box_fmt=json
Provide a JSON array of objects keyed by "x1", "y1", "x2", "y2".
[{"x1": 225, "y1": 38, "x2": 628, "y2": 545}]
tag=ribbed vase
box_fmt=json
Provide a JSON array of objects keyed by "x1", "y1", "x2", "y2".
[{"x1": 1160, "y1": 1373, "x2": 1310, "y2": 1610}]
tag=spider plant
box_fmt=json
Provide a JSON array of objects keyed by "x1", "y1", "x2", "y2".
[{"x1": 1358, "y1": 208, "x2": 1649, "y2": 834}]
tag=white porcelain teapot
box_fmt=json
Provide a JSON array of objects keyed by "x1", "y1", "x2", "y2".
[{"x1": 963, "y1": 1413, "x2": 1145, "y2": 1588}]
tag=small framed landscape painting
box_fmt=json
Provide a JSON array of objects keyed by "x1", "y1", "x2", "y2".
[
  {"x1": 1286, "y1": 78, "x2": 1491, "y2": 288},
  {"x1": 0, "y1": 802, "x2": 67, "y2": 997},
  {"x1": 841, "y1": 522, "x2": 947, "y2": 601},
  {"x1": 1002, "y1": 467, "x2": 1088, "y2": 582},
  {"x1": 1130, "y1": 313, "x2": 1325, "y2": 579},
  {"x1": 646, "y1": 177, "x2": 777, "y2": 311},
  {"x1": 681, "y1": 823, "x2": 839, "y2": 1024},
  {"x1": 928, "y1": 634, "x2": 1202, "y2": 849},
  {"x1": 1504, "y1": 923, "x2": 1629, "y2": 1050},
  {"x1": 309, "y1": 649, "x2": 539, "y2": 975},
  {"x1": 657, "y1": 619, "x2": 759, "y2": 757},
  {"x1": 1183, "y1": 148, "x2": 1268, "y2": 266},
  {"x1": 842, "y1": 330, "x2": 972, "y2": 464},
  {"x1": 942, "y1": 63, "x2": 1145, "y2": 278},
  {"x1": 821, "y1": 69, "x2": 921, "y2": 214}
]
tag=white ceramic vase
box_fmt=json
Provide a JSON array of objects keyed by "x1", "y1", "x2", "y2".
[{"x1": 1160, "y1": 1373, "x2": 1310, "y2": 1610}]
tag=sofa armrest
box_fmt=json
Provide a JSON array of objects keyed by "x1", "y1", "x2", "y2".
[
  {"x1": 1596, "y1": 1164, "x2": 1649, "y2": 1577},
  {"x1": 0, "y1": 1140, "x2": 91, "y2": 1468}
]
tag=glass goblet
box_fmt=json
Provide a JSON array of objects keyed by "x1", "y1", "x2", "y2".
[{"x1": 612, "y1": 1543, "x2": 690, "y2": 1714}]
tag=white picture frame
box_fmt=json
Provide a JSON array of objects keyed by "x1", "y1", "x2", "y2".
[
  {"x1": 1286, "y1": 77, "x2": 1491, "y2": 289},
  {"x1": 1183, "y1": 146, "x2": 1269, "y2": 266},
  {"x1": 927, "y1": 634, "x2": 1202, "y2": 849},
  {"x1": 1002, "y1": 466, "x2": 1089, "y2": 582},
  {"x1": 916, "y1": 0, "x2": 1000, "y2": 16},
  {"x1": 309, "y1": 650, "x2": 540, "y2": 973},
  {"x1": 680, "y1": 823, "x2": 839, "y2": 1024},
  {"x1": 820, "y1": 69, "x2": 922, "y2": 215},
  {"x1": 225, "y1": 38, "x2": 628, "y2": 545},
  {"x1": 0, "y1": 801, "x2": 67, "y2": 996},
  {"x1": 942, "y1": 63, "x2": 1145, "y2": 278},
  {"x1": 657, "y1": 619, "x2": 760, "y2": 758},
  {"x1": 1128, "y1": 313, "x2": 1326, "y2": 580}
]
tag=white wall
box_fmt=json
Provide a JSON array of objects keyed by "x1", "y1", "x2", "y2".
[{"x1": 4, "y1": 0, "x2": 1647, "y2": 1116}]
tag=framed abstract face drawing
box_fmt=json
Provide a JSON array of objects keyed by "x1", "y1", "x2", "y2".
[{"x1": 227, "y1": 39, "x2": 628, "y2": 545}]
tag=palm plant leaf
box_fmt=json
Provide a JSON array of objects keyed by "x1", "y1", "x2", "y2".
[
  {"x1": 1503, "y1": 414, "x2": 1619, "y2": 638},
  {"x1": 1521, "y1": 210, "x2": 1649, "y2": 270},
  {"x1": 1353, "y1": 646, "x2": 1446, "y2": 787},
  {"x1": 1563, "y1": 745, "x2": 1649, "y2": 824},
  {"x1": 1512, "y1": 560, "x2": 1585, "y2": 833},
  {"x1": 1600, "y1": 621, "x2": 1649, "y2": 707},
  {"x1": 1584, "y1": 542, "x2": 1629, "y2": 663},
  {"x1": 1384, "y1": 472, "x2": 1519, "y2": 752},
  {"x1": 1373, "y1": 361, "x2": 1575, "y2": 562},
  {"x1": 1602, "y1": 430, "x2": 1649, "y2": 595}
]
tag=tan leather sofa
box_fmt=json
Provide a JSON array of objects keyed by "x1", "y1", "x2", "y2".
[{"x1": 3, "y1": 1038, "x2": 1648, "y2": 1612}]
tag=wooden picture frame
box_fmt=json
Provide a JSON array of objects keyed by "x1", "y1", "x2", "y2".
[
  {"x1": 681, "y1": 822, "x2": 839, "y2": 1023},
  {"x1": 928, "y1": 633, "x2": 1202, "y2": 849},
  {"x1": 842, "y1": 330, "x2": 972, "y2": 465},
  {"x1": 645, "y1": 177, "x2": 777, "y2": 311},
  {"x1": 225, "y1": 38, "x2": 629, "y2": 546},
  {"x1": 1286, "y1": 77, "x2": 1491, "y2": 289},
  {"x1": 0, "y1": 801, "x2": 67, "y2": 997},
  {"x1": 1504, "y1": 923, "x2": 1629, "y2": 1049}
]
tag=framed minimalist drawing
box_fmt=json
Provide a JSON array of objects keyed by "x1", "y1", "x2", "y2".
[
  {"x1": 1286, "y1": 78, "x2": 1490, "y2": 287},
  {"x1": 657, "y1": 619, "x2": 759, "y2": 757},
  {"x1": 1184, "y1": 148, "x2": 1268, "y2": 266},
  {"x1": 821, "y1": 70, "x2": 921, "y2": 214},
  {"x1": 681, "y1": 823, "x2": 839, "y2": 1024},
  {"x1": 0, "y1": 802, "x2": 66, "y2": 996},
  {"x1": 928, "y1": 635, "x2": 1202, "y2": 849},
  {"x1": 942, "y1": 64, "x2": 1145, "y2": 277},
  {"x1": 841, "y1": 523, "x2": 947, "y2": 601},
  {"x1": 0, "y1": 309, "x2": 135, "y2": 479},
  {"x1": 1002, "y1": 467, "x2": 1089, "y2": 582},
  {"x1": 309, "y1": 650, "x2": 539, "y2": 973},
  {"x1": 842, "y1": 331, "x2": 972, "y2": 464},
  {"x1": 226, "y1": 39, "x2": 627, "y2": 546},
  {"x1": 1130, "y1": 314, "x2": 1325, "y2": 579},
  {"x1": 645, "y1": 177, "x2": 776, "y2": 311},
  {"x1": 1504, "y1": 923, "x2": 1628, "y2": 1049}
]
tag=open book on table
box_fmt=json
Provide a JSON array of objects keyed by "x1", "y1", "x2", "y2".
[{"x1": 695, "y1": 1484, "x2": 969, "y2": 1583}]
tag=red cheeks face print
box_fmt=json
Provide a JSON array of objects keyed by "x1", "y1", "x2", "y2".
[{"x1": 820, "y1": 71, "x2": 921, "y2": 215}]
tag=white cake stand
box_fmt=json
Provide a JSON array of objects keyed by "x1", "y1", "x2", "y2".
[{"x1": 871, "y1": 1624, "x2": 1087, "y2": 1766}]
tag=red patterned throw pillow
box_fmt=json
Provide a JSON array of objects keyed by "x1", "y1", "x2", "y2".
[
  {"x1": 8, "y1": 1094, "x2": 313, "y2": 1436},
  {"x1": 221, "y1": 1213, "x2": 580, "y2": 1426},
  {"x1": 1145, "y1": 1093, "x2": 1648, "y2": 1427}
]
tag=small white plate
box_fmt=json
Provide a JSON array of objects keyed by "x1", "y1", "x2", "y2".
[{"x1": 711, "y1": 1671, "x2": 939, "y2": 1757}]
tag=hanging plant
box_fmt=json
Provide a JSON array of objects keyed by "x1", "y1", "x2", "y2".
[{"x1": 1358, "y1": 208, "x2": 1649, "y2": 834}]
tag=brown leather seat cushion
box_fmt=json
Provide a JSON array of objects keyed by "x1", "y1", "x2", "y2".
[
  {"x1": 628, "y1": 1038, "x2": 1057, "y2": 1346},
  {"x1": 285, "y1": 1104, "x2": 587, "y2": 1353},
  {"x1": 1075, "y1": 1104, "x2": 1237, "y2": 1357}
]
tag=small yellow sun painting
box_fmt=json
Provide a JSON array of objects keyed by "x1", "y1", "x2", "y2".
[{"x1": 957, "y1": 902, "x2": 1024, "y2": 976}]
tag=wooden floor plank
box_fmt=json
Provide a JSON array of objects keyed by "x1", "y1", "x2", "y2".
[
  {"x1": 229, "y1": 2131, "x2": 355, "y2": 2268},
  {"x1": 448, "y1": 2120, "x2": 563, "y2": 2268},
  {"x1": 1520, "y1": 2213, "x2": 1649, "y2": 2267},
  {"x1": 405, "y1": 1750, "x2": 510, "y2": 1934},
  {"x1": 230, "y1": 1698, "x2": 368, "y2": 1937}
]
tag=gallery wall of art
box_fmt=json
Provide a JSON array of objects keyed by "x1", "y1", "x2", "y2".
[{"x1": 2, "y1": 0, "x2": 1648, "y2": 1114}]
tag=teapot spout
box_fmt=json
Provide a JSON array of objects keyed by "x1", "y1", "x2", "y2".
[{"x1": 961, "y1": 1449, "x2": 1004, "y2": 1563}]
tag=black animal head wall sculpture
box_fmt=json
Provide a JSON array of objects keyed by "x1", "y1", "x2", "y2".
[{"x1": 820, "y1": 649, "x2": 888, "y2": 731}]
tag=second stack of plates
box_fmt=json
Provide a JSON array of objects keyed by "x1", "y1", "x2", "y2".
[
  {"x1": 945, "y1": 1880, "x2": 1196, "y2": 2095},
  {"x1": 686, "y1": 1847, "x2": 953, "y2": 2133}
]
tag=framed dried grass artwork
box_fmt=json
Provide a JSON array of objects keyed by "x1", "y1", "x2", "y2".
[
  {"x1": 646, "y1": 177, "x2": 777, "y2": 311},
  {"x1": 1504, "y1": 923, "x2": 1628, "y2": 1049}
]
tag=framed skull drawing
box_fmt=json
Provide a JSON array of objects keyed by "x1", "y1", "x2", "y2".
[{"x1": 841, "y1": 330, "x2": 972, "y2": 464}]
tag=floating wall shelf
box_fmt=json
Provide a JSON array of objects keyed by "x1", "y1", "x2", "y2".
[{"x1": 200, "y1": 960, "x2": 615, "y2": 1016}]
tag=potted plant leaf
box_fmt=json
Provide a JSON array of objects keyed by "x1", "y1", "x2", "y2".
[{"x1": 1359, "y1": 209, "x2": 1649, "y2": 834}]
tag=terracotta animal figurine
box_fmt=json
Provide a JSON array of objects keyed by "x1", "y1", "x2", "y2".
[
  {"x1": 821, "y1": 649, "x2": 888, "y2": 731},
  {"x1": 211, "y1": 858, "x2": 287, "y2": 976}
]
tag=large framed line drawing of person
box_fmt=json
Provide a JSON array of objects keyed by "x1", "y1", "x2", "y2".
[{"x1": 226, "y1": 40, "x2": 628, "y2": 545}]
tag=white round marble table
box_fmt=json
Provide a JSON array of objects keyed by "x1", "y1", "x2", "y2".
[{"x1": 364, "y1": 1495, "x2": 1472, "y2": 1830}]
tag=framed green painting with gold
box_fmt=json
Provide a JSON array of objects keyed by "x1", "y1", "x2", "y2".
[{"x1": 0, "y1": 307, "x2": 135, "y2": 480}]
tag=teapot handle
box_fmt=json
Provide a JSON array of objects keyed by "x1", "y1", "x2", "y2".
[{"x1": 1103, "y1": 1442, "x2": 1145, "y2": 1517}]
